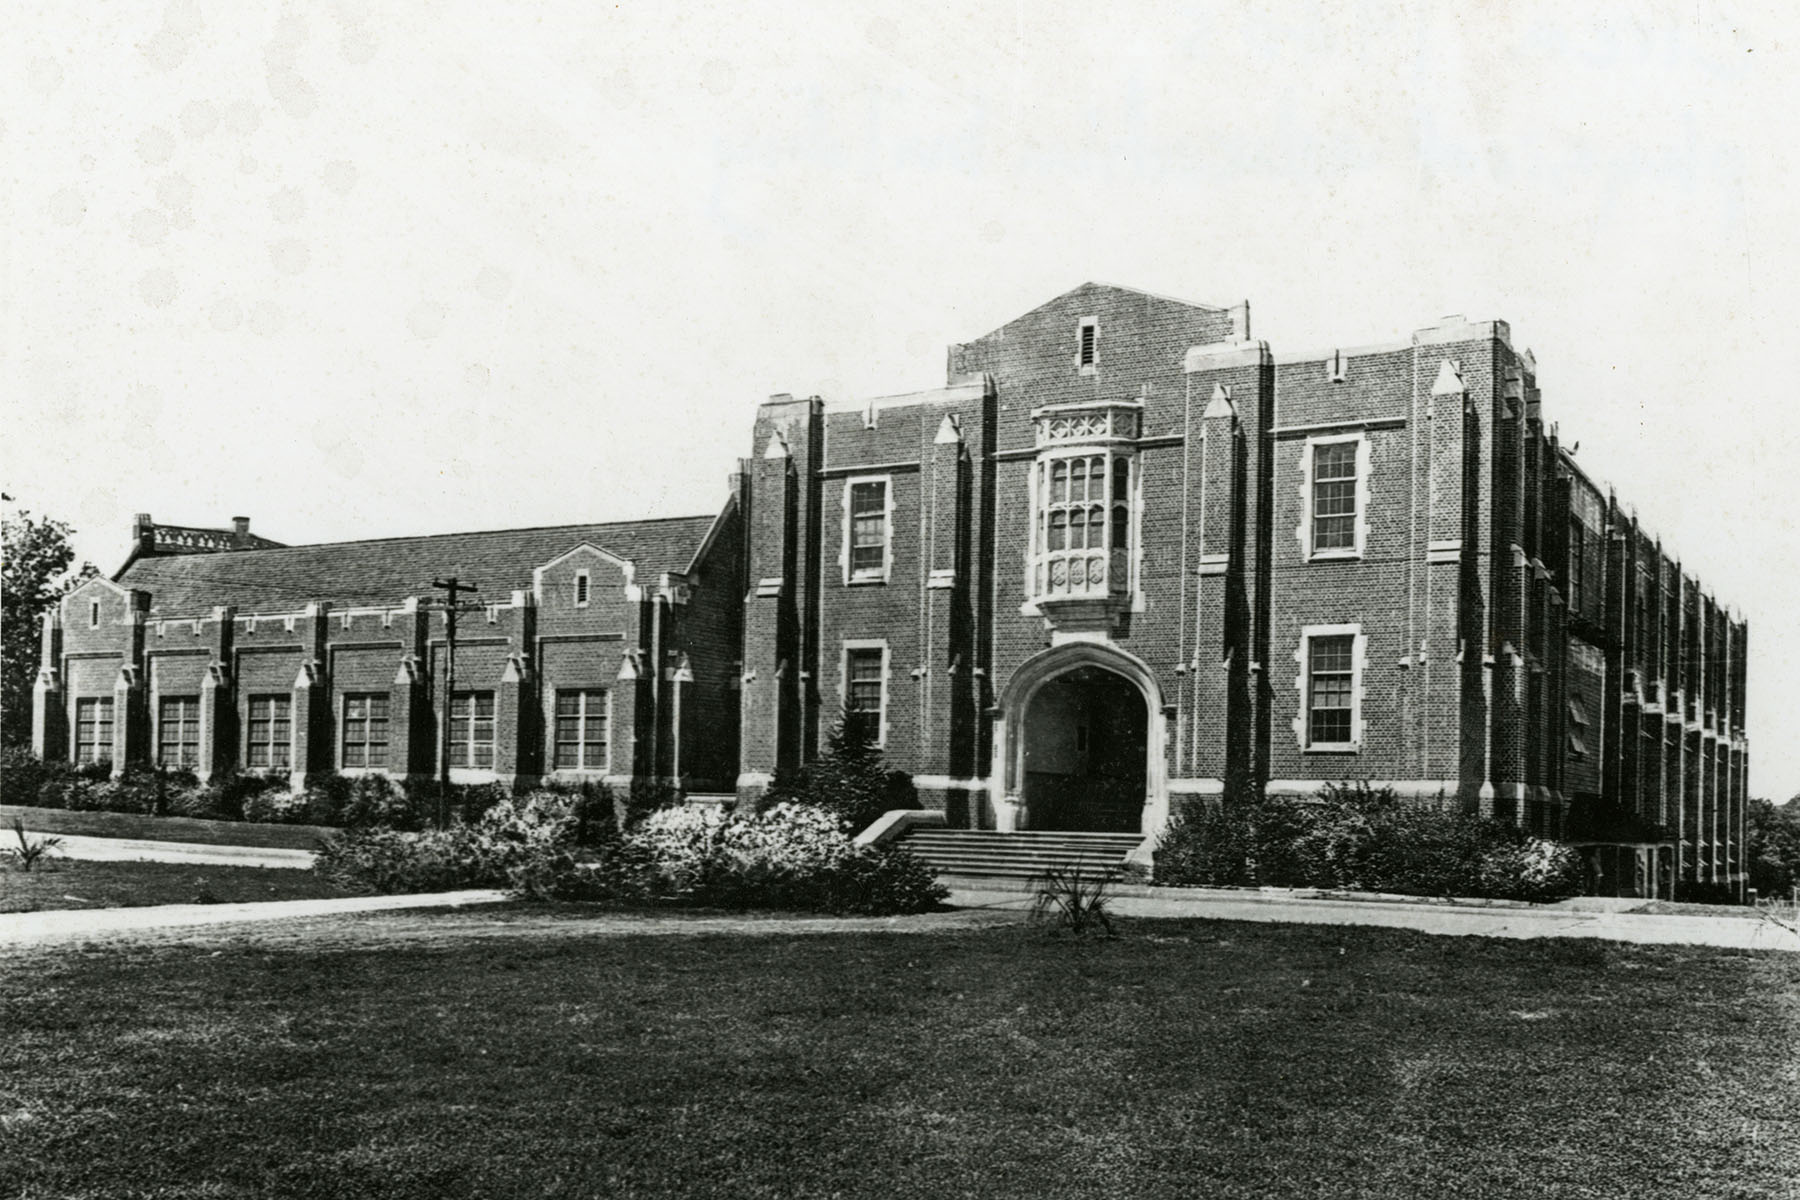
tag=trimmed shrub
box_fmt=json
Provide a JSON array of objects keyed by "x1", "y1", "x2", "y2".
[
  {"x1": 313, "y1": 826, "x2": 501, "y2": 894},
  {"x1": 1, "y1": 747, "x2": 66, "y2": 804},
  {"x1": 340, "y1": 774, "x2": 419, "y2": 829}
]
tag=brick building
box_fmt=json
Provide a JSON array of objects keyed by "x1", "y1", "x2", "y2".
[{"x1": 31, "y1": 283, "x2": 1749, "y2": 896}]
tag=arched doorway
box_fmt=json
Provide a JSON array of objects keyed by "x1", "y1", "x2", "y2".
[
  {"x1": 990, "y1": 642, "x2": 1167, "y2": 836},
  {"x1": 1021, "y1": 665, "x2": 1147, "y2": 832}
]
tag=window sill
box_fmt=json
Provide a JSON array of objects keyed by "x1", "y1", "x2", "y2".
[
  {"x1": 1305, "y1": 550, "x2": 1363, "y2": 563},
  {"x1": 846, "y1": 574, "x2": 889, "y2": 587},
  {"x1": 1303, "y1": 744, "x2": 1361, "y2": 754}
]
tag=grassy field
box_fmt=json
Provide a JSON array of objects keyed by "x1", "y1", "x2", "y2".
[
  {"x1": 0, "y1": 804, "x2": 334, "y2": 850},
  {"x1": 1, "y1": 912, "x2": 1795, "y2": 1199},
  {"x1": 0, "y1": 858, "x2": 352, "y2": 913}
]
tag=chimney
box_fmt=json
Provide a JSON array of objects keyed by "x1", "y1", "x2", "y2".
[
  {"x1": 133, "y1": 513, "x2": 155, "y2": 556},
  {"x1": 231, "y1": 516, "x2": 251, "y2": 547}
]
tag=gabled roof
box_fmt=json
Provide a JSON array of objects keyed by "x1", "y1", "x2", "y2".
[
  {"x1": 963, "y1": 280, "x2": 1230, "y2": 343},
  {"x1": 115, "y1": 514, "x2": 721, "y2": 616}
]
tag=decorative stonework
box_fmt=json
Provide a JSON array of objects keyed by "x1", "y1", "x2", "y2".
[{"x1": 1032, "y1": 400, "x2": 1141, "y2": 447}]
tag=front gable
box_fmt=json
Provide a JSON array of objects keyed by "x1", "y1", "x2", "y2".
[{"x1": 532, "y1": 543, "x2": 638, "y2": 636}]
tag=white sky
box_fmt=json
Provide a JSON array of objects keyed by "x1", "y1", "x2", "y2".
[{"x1": 4, "y1": 1, "x2": 1795, "y2": 798}]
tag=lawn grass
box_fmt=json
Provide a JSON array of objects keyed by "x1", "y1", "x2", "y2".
[
  {"x1": 0, "y1": 858, "x2": 354, "y2": 913},
  {"x1": 1, "y1": 913, "x2": 1795, "y2": 1199},
  {"x1": 0, "y1": 803, "x2": 334, "y2": 850}
]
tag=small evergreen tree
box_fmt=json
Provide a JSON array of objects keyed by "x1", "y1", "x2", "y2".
[{"x1": 763, "y1": 708, "x2": 915, "y2": 831}]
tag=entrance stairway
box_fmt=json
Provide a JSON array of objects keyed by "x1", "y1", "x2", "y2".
[{"x1": 893, "y1": 828, "x2": 1142, "y2": 882}]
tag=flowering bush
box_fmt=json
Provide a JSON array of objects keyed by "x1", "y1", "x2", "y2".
[
  {"x1": 310, "y1": 792, "x2": 947, "y2": 914},
  {"x1": 630, "y1": 805, "x2": 730, "y2": 896},
  {"x1": 718, "y1": 802, "x2": 854, "y2": 875},
  {"x1": 1477, "y1": 838, "x2": 1583, "y2": 903}
]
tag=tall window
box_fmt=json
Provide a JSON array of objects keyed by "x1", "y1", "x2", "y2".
[
  {"x1": 1310, "y1": 441, "x2": 1358, "y2": 554},
  {"x1": 449, "y1": 690, "x2": 496, "y2": 769},
  {"x1": 844, "y1": 646, "x2": 885, "y2": 744},
  {"x1": 553, "y1": 689, "x2": 608, "y2": 771},
  {"x1": 1032, "y1": 453, "x2": 1132, "y2": 600},
  {"x1": 847, "y1": 479, "x2": 889, "y2": 582},
  {"x1": 75, "y1": 697, "x2": 113, "y2": 764},
  {"x1": 246, "y1": 695, "x2": 292, "y2": 769},
  {"x1": 1567, "y1": 520, "x2": 1586, "y2": 614},
  {"x1": 1306, "y1": 634, "x2": 1356, "y2": 748},
  {"x1": 342, "y1": 693, "x2": 390, "y2": 768},
  {"x1": 158, "y1": 696, "x2": 200, "y2": 768},
  {"x1": 1077, "y1": 317, "x2": 1098, "y2": 370},
  {"x1": 574, "y1": 570, "x2": 590, "y2": 607}
]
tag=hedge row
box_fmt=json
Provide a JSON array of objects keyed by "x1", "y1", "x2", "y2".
[{"x1": 1155, "y1": 782, "x2": 1583, "y2": 903}]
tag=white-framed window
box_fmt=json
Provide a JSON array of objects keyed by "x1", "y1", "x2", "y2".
[
  {"x1": 841, "y1": 640, "x2": 889, "y2": 747},
  {"x1": 448, "y1": 690, "x2": 496, "y2": 769},
  {"x1": 574, "y1": 570, "x2": 590, "y2": 608},
  {"x1": 842, "y1": 476, "x2": 892, "y2": 584},
  {"x1": 1294, "y1": 624, "x2": 1365, "y2": 751},
  {"x1": 553, "y1": 688, "x2": 609, "y2": 771},
  {"x1": 1028, "y1": 449, "x2": 1136, "y2": 603},
  {"x1": 246, "y1": 694, "x2": 292, "y2": 769},
  {"x1": 157, "y1": 695, "x2": 200, "y2": 768},
  {"x1": 74, "y1": 696, "x2": 113, "y2": 764},
  {"x1": 1076, "y1": 315, "x2": 1099, "y2": 373},
  {"x1": 341, "y1": 693, "x2": 390, "y2": 768},
  {"x1": 1298, "y1": 433, "x2": 1369, "y2": 561}
]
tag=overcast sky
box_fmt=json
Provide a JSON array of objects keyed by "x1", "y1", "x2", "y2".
[{"x1": 5, "y1": 1, "x2": 1795, "y2": 798}]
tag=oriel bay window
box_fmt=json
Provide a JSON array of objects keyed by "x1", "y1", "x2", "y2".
[
  {"x1": 157, "y1": 696, "x2": 200, "y2": 768},
  {"x1": 1031, "y1": 452, "x2": 1134, "y2": 600},
  {"x1": 449, "y1": 690, "x2": 496, "y2": 769}
]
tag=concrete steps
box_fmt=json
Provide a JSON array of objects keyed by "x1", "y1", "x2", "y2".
[{"x1": 895, "y1": 829, "x2": 1140, "y2": 881}]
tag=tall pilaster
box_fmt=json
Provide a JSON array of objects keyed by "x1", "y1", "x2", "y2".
[
  {"x1": 109, "y1": 595, "x2": 148, "y2": 776},
  {"x1": 196, "y1": 605, "x2": 236, "y2": 782},
  {"x1": 289, "y1": 601, "x2": 331, "y2": 790},
  {"x1": 387, "y1": 598, "x2": 430, "y2": 781},
  {"x1": 31, "y1": 609, "x2": 66, "y2": 762}
]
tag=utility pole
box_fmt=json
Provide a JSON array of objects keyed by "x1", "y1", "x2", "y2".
[{"x1": 430, "y1": 575, "x2": 478, "y2": 828}]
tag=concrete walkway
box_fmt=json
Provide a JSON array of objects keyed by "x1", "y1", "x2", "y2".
[
  {"x1": 2, "y1": 889, "x2": 510, "y2": 947},
  {"x1": 25, "y1": 831, "x2": 314, "y2": 870},
  {"x1": 949, "y1": 883, "x2": 1800, "y2": 952}
]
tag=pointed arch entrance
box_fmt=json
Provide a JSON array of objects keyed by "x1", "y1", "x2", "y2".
[{"x1": 989, "y1": 642, "x2": 1169, "y2": 836}]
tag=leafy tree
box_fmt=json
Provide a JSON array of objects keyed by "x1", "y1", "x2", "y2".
[
  {"x1": 1, "y1": 509, "x2": 98, "y2": 749},
  {"x1": 763, "y1": 707, "x2": 915, "y2": 831},
  {"x1": 1748, "y1": 797, "x2": 1800, "y2": 901}
]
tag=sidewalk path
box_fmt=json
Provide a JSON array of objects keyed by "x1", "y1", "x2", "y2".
[
  {"x1": 11, "y1": 830, "x2": 1796, "y2": 952},
  {"x1": 28, "y1": 831, "x2": 314, "y2": 870},
  {"x1": 949, "y1": 884, "x2": 1800, "y2": 952},
  {"x1": 3, "y1": 889, "x2": 510, "y2": 947}
]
